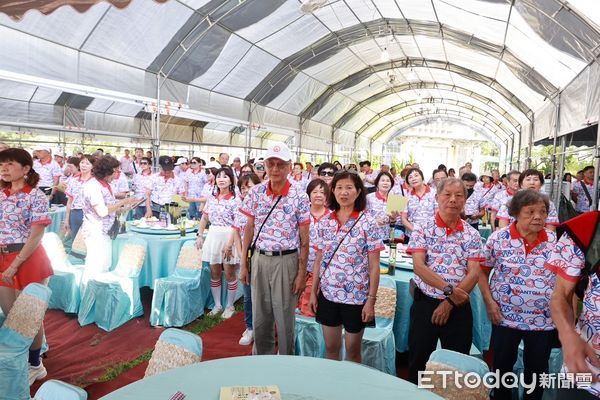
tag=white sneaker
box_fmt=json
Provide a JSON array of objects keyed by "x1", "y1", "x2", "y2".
[
  {"x1": 239, "y1": 329, "x2": 254, "y2": 346},
  {"x1": 208, "y1": 305, "x2": 223, "y2": 316},
  {"x1": 29, "y1": 361, "x2": 47, "y2": 385},
  {"x1": 222, "y1": 306, "x2": 235, "y2": 319}
]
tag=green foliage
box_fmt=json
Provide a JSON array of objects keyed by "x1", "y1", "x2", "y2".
[{"x1": 530, "y1": 145, "x2": 594, "y2": 175}]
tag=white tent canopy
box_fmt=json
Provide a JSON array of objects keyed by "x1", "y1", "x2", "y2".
[{"x1": 0, "y1": 0, "x2": 599, "y2": 165}]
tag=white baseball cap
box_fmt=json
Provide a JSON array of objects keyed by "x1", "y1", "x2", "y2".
[
  {"x1": 264, "y1": 142, "x2": 292, "y2": 162},
  {"x1": 34, "y1": 145, "x2": 51, "y2": 153},
  {"x1": 205, "y1": 161, "x2": 222, "y2": 170},
  {"x1": 175, "y1": 157, "x2": 188, "y2": 165}
]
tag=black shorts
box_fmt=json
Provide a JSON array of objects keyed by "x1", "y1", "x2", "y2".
[{"x1": 315, "y1": 292, "x2": 375, "y2": 334}]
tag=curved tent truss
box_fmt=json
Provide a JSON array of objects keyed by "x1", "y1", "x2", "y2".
[{"x1": 0, "y1": 0, "x2": 599, "y2": 168}]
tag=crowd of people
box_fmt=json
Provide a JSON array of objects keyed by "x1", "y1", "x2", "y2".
[{"x1": 0, "y1": 139, "x2": 599, "y2": 399}]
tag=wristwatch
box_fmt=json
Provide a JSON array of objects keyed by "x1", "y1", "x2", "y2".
[{"x1": 443, "y1": 284, "x2": 454, "y2": 297}]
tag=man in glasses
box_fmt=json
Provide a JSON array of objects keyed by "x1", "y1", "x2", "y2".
[
  {"x1": 317, "y1": 162, "x2": 336, "y2": 187},
  {"x1": 240, "y1": 142, "x2": 310, "y2": 356}
]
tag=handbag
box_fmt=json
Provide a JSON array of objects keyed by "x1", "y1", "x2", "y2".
[
  {"x1": 108, "y1": 217, "x2": 120, "y2": 240},
  {"x1": 247, "y1": 195, "x2": 283, "y2": 272}
]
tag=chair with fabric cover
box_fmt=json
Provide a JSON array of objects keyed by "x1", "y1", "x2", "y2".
[
  {"x1": 294, "y1": 313, "x2": 326, "y2": 358},
  {"x1": 43, "y1": 232, "x2": 85, "y2": 314},
  {"x1": 354, "y1": 275, "x2": 397, "y2": 375},
  {"x1": 34, "y1": 379, "x2": 88, "y2": 400},
  {"x1": 0, "y1": 283, "x2": 51, "y2": 400},
  {"x1": 68, "y1": 229, "x2": 86, "y2": 265},
  {"x1": 77, "y1": 237, "x2": 147, "y2": 332},
  {"x1": 144, "y1": 328, "x2": 203, "y2": 377},
  {"x1": 150, "y1": 241, "x2": 210, "y2": 327},
  {"x1": 425, "y1": 348, "x2": 490, "y2": 400}
]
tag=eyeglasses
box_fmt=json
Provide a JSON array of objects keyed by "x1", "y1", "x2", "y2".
[
  {"x1": 190, "y1": 161, "x2": 198, "y2": 164},
  {"x1": 319, "y1": 170, "x2": 335, "y2": 177}
]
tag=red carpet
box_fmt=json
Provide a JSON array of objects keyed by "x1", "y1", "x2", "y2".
[
  {"x1": 30, "y1": 288, "x2": 164, "y2": 395},
  {"x1": 85, "y1": 311, "x2": 251, "y2": 399}
]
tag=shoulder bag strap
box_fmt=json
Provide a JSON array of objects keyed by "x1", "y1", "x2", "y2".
[
  {"x1": 250, "y1": 195, "x2": 282, "y2": 252},
  {"x1": 322, "y1": 212, "x2": 364, "y2": 273},
  {"x1": 581, "y1": 181, "x2": 593, "y2": 206}
]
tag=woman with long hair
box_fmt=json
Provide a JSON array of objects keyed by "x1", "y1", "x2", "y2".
[
  {"x1": 0, "y1": 148, "x2": 54, "y2": 384},
  {"x1": 196, "y1": 167, "x2": 240, "y2": 319},
  {"x1": 183, "y1": 156, "x2": 208, "y2": 220}
]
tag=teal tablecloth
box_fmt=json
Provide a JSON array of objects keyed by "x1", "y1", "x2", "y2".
[
  {"x1": 479, "y1": 225, "x2": 493, "y2": 242},
  {"x1": 112, "y1": 232, "x2": 195, "y2": 289},
  {"x1": 100, "y1": 355, "x2": 442, "y2": 400},
  {"x1": 46, "y1": 206, "x2": 66, "y2": 234},
  {"x1": 380, "y1": 260, "x2": 491, "y2": 353}
]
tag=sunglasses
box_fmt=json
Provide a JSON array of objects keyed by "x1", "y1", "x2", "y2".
[
  {"x1": 190, "y1": 161, "x2": 198, "y2": 164},
  {"x1": 319, "y1": 170, "x2": 335, "y2": 177},
  {"x1": 255, "y1": 165, "x2": 265, "y2": 171}
]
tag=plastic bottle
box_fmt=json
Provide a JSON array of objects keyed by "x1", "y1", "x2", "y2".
[
  {"x1": 159, "y1": 206, "x2": 168, "y2": 228},
  {"x1": 179, "y1": 208, "x2": 187, "y2": 237},
  {"x1": 388, "y1": 223, "x2": 396, "y2": 276}
]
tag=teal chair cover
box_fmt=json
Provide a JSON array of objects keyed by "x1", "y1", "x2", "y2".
[
  {"x1": 34, "y1": 379, "x2": 88, "y2": 400},
  {"x1": 43, "y1": 233, "x2": 84, "y2": 314},
  {"x1": 203, "y1": 261, "x2": 245, "y2": 311},
  {"x1": 150, "y1": 241, "x2": 210, "y2": 327},
  {"x1": 144, "y1": 328, "x2": 203, "y2": 377},
  {"x1": 353, "y1": 276, "x2": 397, "y2": 375},
  {"x1": 77, "y1": 237, "x2": 147, "y2": 332},
  {"x1": 0, "y1": 283, "x2": 51, "y2": 400},
  {"x1": 513, "y1": 341, "x2": 563, "y2": 400},
  {"x1": 294, "y1": 314, "x2": 325, "y2": 358},
  {"x1": 426, "y1": 349, "x2": 490, "y2": 400}
]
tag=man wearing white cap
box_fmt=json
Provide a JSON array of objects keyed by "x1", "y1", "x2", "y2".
[
  {"x1": 32, "y1": 145, "x2": 62, "y2": 199},
  {"x1": 239, "y1": 142, "x2": 310, "y2": 355},
  {"x1": 174, "y1": 157, "x2": 189, "y2": 177}
]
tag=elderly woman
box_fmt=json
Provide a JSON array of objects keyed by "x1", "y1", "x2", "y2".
[
  {"x1": 479, "y1": 189, "x2": 557, "y2": 400},
  {"x1": 407, "y1": 177, "x2": 483, "y2": 383},
  {"x1": 497, "y1": 169, "x2": 559, "y2": 231},
  {"x1": 81, "y1": 156, "x2": 139, "y2": 279},
  {"x1": 401, "y1": 168, "x2": 438, "y2": 234},
  {"x1": 309, "y1": 170, "x2": 383, "y2": 363}
]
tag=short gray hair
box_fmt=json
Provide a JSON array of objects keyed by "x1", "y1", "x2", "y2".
[
  {"x1": 507, "y1": 170, "x2": 521, "y2": 181},
  {"x1": 508, "y1": 189, "x2": 549, "y2": 218},
  {"x1": 437, "y1": 177, "x2": 467, "y2": 197}
]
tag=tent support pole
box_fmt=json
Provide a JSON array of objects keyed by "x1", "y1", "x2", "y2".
[
  {"x1": 555, "y1": 135, "x2": 567, "y2": 208},
  {"x1": 331, "y1": 127, "x2": 335, "y2": 160},
  {"x1": 246, "y1": 106, "x2": 253, "y2": 162},
  {"x1": 550, "y1": 95, "x2": 560, "y2": 200},
  {"x1": 526, "y1": 117, "x2": 534, "y2": 169},
  {"x1": 517, "y1": 126, "x2": 522, "y2": 170},
  {"x1": 152, "y1": 73, "x2": 161, "y2": 171},
  {"x1": 593, "y1": 124, "x2": 600, "y2": 211},
  {"x1": 509, "y1": 132, "x2": 514, "y2": 170}
]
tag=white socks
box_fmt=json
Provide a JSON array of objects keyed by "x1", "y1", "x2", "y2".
[{"x1": 227, "y1": 280, "x2": 238, "y2": 309}]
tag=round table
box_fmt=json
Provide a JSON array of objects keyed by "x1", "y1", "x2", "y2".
[
  {"x1": 46, "y1": 206, "x2": 67, "y2": 234},
  {"x1": 112, "y1": 232, "x2": 196, "y2": 289},
  {"x1": 99, "y1": 355, "x2": 442, "y2": 400}
]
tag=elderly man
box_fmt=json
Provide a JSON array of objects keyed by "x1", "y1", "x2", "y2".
[
  {"x1": 240, "y1": 142, "x2": 310, "y2": 355},
  {"x1": 218, "y1": 152, "x2": 230, "y2": 166},
  {"x1": 571, "y1": 165, "x2": 596, "y2": 213},
  {"x1": 407, "y1": 177, "x2": 483, "y2": 383},
  {"x1": 32, "y1": 145, "x2": 62, "y2": 199},
  {"x1": 120, "y1": 149, "x2": 134, "y2": 176}
]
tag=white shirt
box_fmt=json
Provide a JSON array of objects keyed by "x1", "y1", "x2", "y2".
[
  {"x1": 33, "y1": 158, "x2": 62, "y2": 187},
  {"x1": 120, "y1": 155, "x2": 134, "y2": 174},
  {"x1": 148, "y1": 173, "x2": 183, "y2": 205}
]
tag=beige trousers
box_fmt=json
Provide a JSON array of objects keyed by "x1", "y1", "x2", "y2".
[{"x1": 251, "y1": 251, "x2": 299, "y2": 355}]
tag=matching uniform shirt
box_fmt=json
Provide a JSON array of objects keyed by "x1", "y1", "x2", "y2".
[
  {"x1": 82, "y1": 178, "x2": 117, "y2": 236},
  {"x1": 483, "y1": 224, "x2": 557, "y2": 331},
  {"x1": 572, "y1": 179, "x2": 595, "y2": 213},
  {"x1": 147, "y1": 173, "x2": 184, "y2": 205},
  {"x1": 497, "y1": 195, "x2": 559, "y2": 226},
  {"x1": 366, "y1": 191, "x2": 390, "y2": 241},
  {"x1": 545, "y1": 233, "x2": 600, "y2": 396},
  {"x1": 131, "y1": 170, "x2": 153, "y2": 199},
  {"x1": 33, "y1": 158, "x2": 62, "y2": 187},
  {"x1": 0, "y1": 185, "x2": 51, "y2": 244},
  {"x1": 407, "y1": 213, "x2": 483, "y2": 299},
  {"x1": 109, "y1": 171, "x2": 130, "y2": 196},
  {"x1": 203, "y1": 193, "x2": 240, "y2": 227},
  {"x1": 184, "y1": 169, "x2": 209, "y2": 198},
  {"x1": 65, "y1": 174, "x2": 93, "y2": 210},
  {"x1": 316, "y1": 211, "x2": 384, "y2": 305},
  {"x1": 307, "y1": 209, "x2": 331, "y2": 273},
  {"x1": 403, "y1": 186, "x2": 438, "y2": 229},
  {"x1": 240, "y1": 180, "x2": 310, "y2": 252}
]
